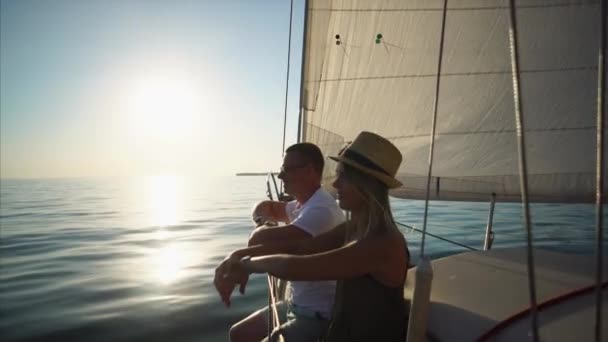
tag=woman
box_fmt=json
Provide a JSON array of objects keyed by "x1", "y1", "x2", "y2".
[{"x1": 219, "y1": 131, "x2": 409, "y2": 341}]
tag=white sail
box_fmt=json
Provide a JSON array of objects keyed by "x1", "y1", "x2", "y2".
[{"x1": 301, "y1": 0, "x2": 606, "y2": 203}]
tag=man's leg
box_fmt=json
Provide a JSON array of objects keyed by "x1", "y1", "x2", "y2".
[
  {"x1": 230, "y1": 302, "x2": 287, "y2": 342},
  {"x1": 276, "y1": 315, "x2": 329, "y2": 342},
  {"x1": 229, "y1": 307, "x2": 268, "y2": 342},
  {"x1": 260, "y1": 306, "x2": 329, "y2": 342}
]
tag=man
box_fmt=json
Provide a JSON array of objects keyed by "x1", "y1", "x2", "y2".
[{"x1": 214, "y1": 142, "x2": 345, "y2": 342}]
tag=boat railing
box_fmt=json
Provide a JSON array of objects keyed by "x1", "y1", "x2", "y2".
[
  {"x1": 269, "y1": 170, "x2": 496, "y2": 253},
  {"x1": 397, "y1": 192, "x2": 497, "y2": 253},
  {"x1": 265, "y1": 171, "x2": 288, "y2": 342}
]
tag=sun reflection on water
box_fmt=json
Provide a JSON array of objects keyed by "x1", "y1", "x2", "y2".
[
  {"x1": 151, "y1": 244, "x2": 186, "y2": 285},
  {"x1": 144, "y1": 175, "x2": 180, "y2": 227},
  {"x1": 139, "y1": 175, "x2": 190, "y2": 285}
]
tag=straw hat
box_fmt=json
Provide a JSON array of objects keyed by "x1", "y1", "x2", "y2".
[{"x1": 329, "y1": 131, "x2": 403, "y2": 188}]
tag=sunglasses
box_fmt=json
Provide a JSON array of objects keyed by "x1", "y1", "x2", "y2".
[{"x1": 279, "y1": 164, "x2": 308, "y2": 174}]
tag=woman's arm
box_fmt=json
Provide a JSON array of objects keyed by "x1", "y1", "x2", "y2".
[
  {"x1": 217, "y1": 223, "x2": 346, "y2": 291},
  {"x1": 215, "y1": 223, "x2": 348, "y2": 303},
  {"x1": 239, "y1": 233, "x2": 403, "y2": 283}
]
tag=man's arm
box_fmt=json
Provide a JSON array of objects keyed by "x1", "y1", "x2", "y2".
[
  {"x1": 250, "y1": 199, "x2": 325, "y2": 246},
  {"x1": 236, "y1": 222, "x2": 347, "y2": 259},
  {"x1": 251, "y1": 205, "x2": 343, "y2": 246},
  {"x1": 248, "y1": 224, "x2": 312, "y2": 246}
]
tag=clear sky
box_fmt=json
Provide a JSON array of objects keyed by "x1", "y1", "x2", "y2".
[{"x1": 1, "y1": 0, "x2": 304, "y2": 179}]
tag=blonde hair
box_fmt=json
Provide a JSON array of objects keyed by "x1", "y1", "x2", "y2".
[{"x1": 341, "y1": 163, "x2": 399, "y2": 242}]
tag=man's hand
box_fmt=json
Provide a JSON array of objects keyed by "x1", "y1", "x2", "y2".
[
  {"x1": 251, "y1": 201, "x2": 271, "y2": 227},
  {"x1": 253, "y1": 215, "x2": 266, "y2": 228},
  {"x1": 251, "y1": 200, "x2": 289, "y2": 226}
]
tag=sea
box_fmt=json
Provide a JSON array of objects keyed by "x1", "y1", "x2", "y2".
[{"x1": 0, "y1": 175, "x2": 600, "y2": 342}]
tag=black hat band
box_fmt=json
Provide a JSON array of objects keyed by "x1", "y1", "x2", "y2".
[{"x1": 341, "y1": 149, "x2": 390, "y2": 176}]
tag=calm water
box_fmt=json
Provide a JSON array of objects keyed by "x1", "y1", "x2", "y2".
[{"x1": 0, "y1": 176, "x2": 600, "y2": 341}]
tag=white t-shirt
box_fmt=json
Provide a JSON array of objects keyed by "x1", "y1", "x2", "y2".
[{"x1": 284, "y1": 187, "x2": 346, "y2": 318}]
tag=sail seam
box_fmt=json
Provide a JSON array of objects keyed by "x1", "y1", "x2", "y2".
[
  {"x1": 310, "y1": 2, "x2": 599, "y2": 13},
  {"x1": 393, "y1": 188, "x2": 598, "y2": 202},
  {"x1": 384, "y1": 126, "x2": 596, "y2": 140},
  {"x1": 303, "y1": 124, "x2": 598, "y2": 142},
  {"x1": 308, "y1": 66, "x2": 596, "y2": 83},
  {"x1": 398, "y1": 171, "x2": 596, "y2": 178}
]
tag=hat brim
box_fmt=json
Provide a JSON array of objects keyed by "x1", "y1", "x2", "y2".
[{"x1": 329, "y1": 155, "x2": 403, "y2": 189}]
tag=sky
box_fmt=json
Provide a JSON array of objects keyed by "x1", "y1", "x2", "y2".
[{"x1": 0, "y1": 0, "x2": 304, "y2": 179}]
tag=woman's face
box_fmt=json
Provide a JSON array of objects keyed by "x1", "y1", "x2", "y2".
[{"x1": 332, "y1": 163, "x2": 365, "y2": 211}]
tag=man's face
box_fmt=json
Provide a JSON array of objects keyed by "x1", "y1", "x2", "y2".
[{"x1": 278, "y1": 152, "x2": 310, "y2": 196}]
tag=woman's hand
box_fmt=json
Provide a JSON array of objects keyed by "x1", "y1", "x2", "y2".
[
  {"x1": 213, "y1": 256, "x2": 235, "y2": 307},
  {"x1": 214, "y1": 254, "x2": 249, "y2": 307},
  {"x1": 226, "y1": 258, "x2": 250, "y2": 291}
]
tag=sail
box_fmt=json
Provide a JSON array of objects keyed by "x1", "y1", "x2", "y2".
[{"x1": 301, "y1": 0, "x2": 607, "y2": 203}]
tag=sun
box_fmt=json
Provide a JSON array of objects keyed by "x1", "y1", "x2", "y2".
[{"x1": 127, "y1": 74, "x2": 201, "y2": 142}]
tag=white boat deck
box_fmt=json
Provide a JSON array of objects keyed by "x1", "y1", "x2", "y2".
[{"x1": 404, "y1": 248, "x2": 608, "y2": 341}]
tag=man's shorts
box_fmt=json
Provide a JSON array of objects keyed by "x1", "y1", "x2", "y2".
[{"x1": 260, "y1": 301, "x2": 330, "y2": 342}]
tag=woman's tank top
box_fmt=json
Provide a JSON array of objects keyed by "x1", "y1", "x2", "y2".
[{"x1": 321, "y1": 272, "x2": 408, "y2": 341}]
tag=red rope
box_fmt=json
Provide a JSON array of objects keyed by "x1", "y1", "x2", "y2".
[{"x1": 476, "y1": 281, "x2": 608, "y2": 341}]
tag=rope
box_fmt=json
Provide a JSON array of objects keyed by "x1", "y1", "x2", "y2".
[
  {"x1": 297, "y1": 0, "x2": 310, "y2": 143},
  {"x1": 594, "y1": 1, "x2": 607, "y2": 340},
  {"x1": 281, "y1": 0, "x2": 295, "y2": 156},
  {"x1": 506, "y1": 1, "x2": 539, "y2": 340},
  {"x1": 267, "y1": 277, "x2": 274, "y2": 340},
  {"x1": 420, "y1": 0, "x2": 448, "y2": 258},
  {"x1": 278, "y1": 0, "x2": 295, "y2": 196},
  {"x1": 266, "y1": 175, "x2": 275, "y2": 201},
  {"x1": 266, "y1": 276, "x2": 282, "y2": 341},
  {"x1": 395, "y1": 221, "x2": 478, "y2": 252}
]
